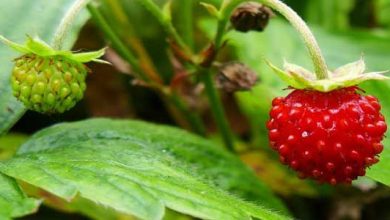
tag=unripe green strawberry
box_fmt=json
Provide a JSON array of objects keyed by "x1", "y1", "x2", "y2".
[
  {"x1": 11, "y1": 54, "x2": 88, "y2": 113},
  {"x1": 1, "y1": 35, "x2": 107, "y2": 114}
]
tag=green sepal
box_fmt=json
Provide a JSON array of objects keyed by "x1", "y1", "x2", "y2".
[
  {"x1": 70, "y1": 48, "x2": 110, "y2": 64},
  {"x1": 162, "y1": 0, "x2": 173, "y2": 21},
  {"x1": 200, "y1": 2, "x2": 221, "y2": 19},
  {"x1": 0, "y1": 35, "x2": 108, "y2": 64},
  {"x1": 267, "y1": 58, "x2": 389, "y2": 92},
  {"x1": 25, "y1": 36, "x2": 54, "y2": 56},
  {"x1": 0, "y1": 35, "x2": 31, "y2": 54}
]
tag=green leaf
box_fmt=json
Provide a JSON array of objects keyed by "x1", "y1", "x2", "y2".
[
  {"x1": 0, "y1": 0, "x2": 90, "y2": 135},
  {"x1": 0, "y1": 119, "x2": 290, "y2": 220},
  {"x1": 0, "y1": 173, "x2": 40, "y2": 219},
  {"x1": 223, "y1": 19, "x2": 390, "y2": 186},
  {"x1": 22, "y1": 182, "x2": 135, "y2": 220}
]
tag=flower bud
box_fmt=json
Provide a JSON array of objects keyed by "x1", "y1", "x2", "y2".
[
  {"x1": 216, "y1": 62, "x2": 258, "y2": 93},
  {"x1": 230, "y1": 2, "x2": 274, "y2": 32}
]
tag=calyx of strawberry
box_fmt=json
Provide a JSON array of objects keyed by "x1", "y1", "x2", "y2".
[
  {"x1": 0, "y1": 35, "x2": 107, "y2": 64},
  {"x1": 267, "y1": 59, "x2": 389, "y2": 92}
]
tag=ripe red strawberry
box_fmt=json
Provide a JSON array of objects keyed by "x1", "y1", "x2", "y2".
[{"x1": 266, "y1": 87, "x2": 387, "y2": 184}]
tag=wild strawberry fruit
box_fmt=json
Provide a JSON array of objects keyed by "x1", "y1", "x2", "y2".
[
  {"x1": 267, "y1": 87, "x2": 387, "y2": 184},
  {"x1": 266, "y1": 58, "x2": 389, "y2": 184},
  {"x1": 1, "y1": 35, "x2": 107, "y2": 114},
  {"x1": 267, "y1": 87, "x2": 386, "y2": 184},
  {"x1": 11, "y1": 54, "x2": 87, "y2": 113}
]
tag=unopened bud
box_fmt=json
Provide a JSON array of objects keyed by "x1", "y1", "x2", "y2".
[
  {"x1": 216, "y1": 62, "x2": 258, "y2": 93},
  {"x1": 230, "y1": 2, "x2": 274, "y2": 32}
]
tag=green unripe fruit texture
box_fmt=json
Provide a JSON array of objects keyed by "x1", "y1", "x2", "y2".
[{"x1": 11, "y1": 54, "x2": 88, "y2": 114}]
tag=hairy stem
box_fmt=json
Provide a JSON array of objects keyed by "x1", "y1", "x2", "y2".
[
  {"x1": 52, "y1": 0, "x2": 89, "y2": 49},
  {"x1": 263, "y1": 0, "x2": 329, "y2": 79},
  {"x1": 218, "y1": 0, "x2": 329, "y2": 79}
]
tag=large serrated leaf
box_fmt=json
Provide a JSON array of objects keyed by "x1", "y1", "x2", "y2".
[
  {"x1": 0, "y1": 118, "x2": 290, "y2": 220},
  {"x1": 0, "y1": 173, "x2": 40, "y2": 219},
  {"x1": 0, "y1": 0, "x2": 90, "y2": 135}
]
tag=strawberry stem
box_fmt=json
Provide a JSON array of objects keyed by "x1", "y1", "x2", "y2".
[
  {"x1": 201, "y1": 69, "x2": 235, "y2": 151},
  {"x1": 215, "y1": 0, "x2": 329, "y2": 79},
  {"x1": 263, "y1": 0, "x2": 329, "y2": 80},
  {"x1": 87, "y1": 3, "x2": 207, "y2": 136},
  {"x1": 134, "y1": 0, "x2": 192, "y2": 55},
  {"x1": 52, "y1": 0, "x2": 90, "y2": 50}
]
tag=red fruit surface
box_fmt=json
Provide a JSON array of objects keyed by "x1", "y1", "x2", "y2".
[{"x1": 266, "y1": 87, "x2": 387, "y2": 184}]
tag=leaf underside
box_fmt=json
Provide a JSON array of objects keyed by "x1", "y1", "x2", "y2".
[
  {"x1": 0, "y1": 118, "x2": 290, "y2": 220},
  {"x1": 0, "y1": 173, "x2": 40, "y2": 219}
]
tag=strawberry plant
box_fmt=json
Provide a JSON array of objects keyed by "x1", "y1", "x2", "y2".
[{"x1": 0, "y1": 0, "x2": 389, "y2": 220}]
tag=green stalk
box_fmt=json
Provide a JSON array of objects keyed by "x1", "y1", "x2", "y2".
[
  {"x1": 135, "y1": 0, "x2": 235, "y2": 150},
  {"x1": 134, "y1": 0, "x2": 190, "y2": 53},
  {"x1": 88, "y1": 3, "x2": 206, "y2": 135},
  {"x1": 205, "y1": 0, "x2": 331, "y2": 149},
  {"x1": 213, "y1": 0, "x2": 241, "y2": 49},
  {"x1": 177, "y1": 0, "x2": 194, "y2": 49},
  {"x1": 52, "y1": 0, "x2": 90, "y2": 49},
  {"x1": 104, "y1": 0, "x2": 163, "y2": 84},
  {"x1": 87, "y1": 4, "x2": 149, "y2": 82},
  {"x1": 214, "y1": 18, "x2": 228, "y2": 50},
  {"x1": 263, "y1": 0, "x2": 329, "y2": 79},
  {"x1": 201, "y1": 70, "x2": 234, "y2": 151}
]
